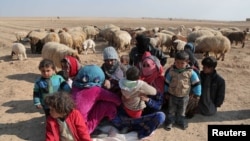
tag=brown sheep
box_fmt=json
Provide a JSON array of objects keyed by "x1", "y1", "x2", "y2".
[{"x1": 226, "y1": 31, "x2": 247, "y2": 48}]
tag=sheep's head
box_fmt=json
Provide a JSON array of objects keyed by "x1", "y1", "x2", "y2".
[{"x1": 11, "y1": 51, "x2": 16, "y2": 57}]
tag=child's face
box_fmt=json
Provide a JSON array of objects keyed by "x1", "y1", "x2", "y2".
[
  {"x1": 202, "y1": 65, "x2": 214, "y2": 74},
  {"x1": 121, "y1": 58, "x2": 128, "y2": 65},
  {"x1": 175, "y1": 59, "x2": 189, "y2": 69},
  {"x1": 40, "y1": 67, "x2": 55, "y2": 79},
  {"x1": 49, "y1": 107, "x2": 64, "y2": 119}
]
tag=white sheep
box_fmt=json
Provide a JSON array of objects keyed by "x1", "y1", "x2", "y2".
[
  {"x1": 195, "y1": 35, "x2": 231, "y2": 61},
  {"x1": 11, "y1": 43, "x2": 27, "y2": 60},
  {"x1": 173, "y1": 39, "x2": 187, "y2": 51},
  {"x1": 43, "y1": 32, "x2": 60, "y2": 44},
  {"x1": 42, "y1": 42, "x2": 80, "y2": 68},
  {"x1": 68, "y1": 30, "x2": 87, "y2": 54},
  {"x1": 167, "y1": 25, "x2": 185, "y2": 35},
  {"x1": 154, "y1": 32, "x2": 173, "y2": 52},
  {"x1": 58, "y1": 30, "x2": 73, "y2": 48},
  {"x1": 14, "y1": 31, "x2": 28, "y2": 42},
  {"x1": 112, "y1": 30, "x2": 132, "y2": 52},
  {"x1": 187, "y1": 30, "x2": 214, "y2": 43},
  {"x1": 82, "y1": 39, "x2": 96, "y2": 55},
  {"x1": 82, "y1": 25, "x2": 100, "y2": 40}
]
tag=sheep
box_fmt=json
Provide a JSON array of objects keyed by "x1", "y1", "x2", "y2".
[
  {"x1": 11, "y1": 43, "x2": 27, "y2": 60},
  {"x1": 25, "y1": 30, "x2": 48, "y2": 53},
  {"x1": 58, "y1": 30, "x2": 73, "y2": 48},
  {"x1": 68, "y1": 30, "x2": 87, "y2": 54},
  {"x1": 99, "y1": 26, "x2": 120, "y2": 45},
  {"x1": 173, "y1": 39, "x2": 187, "y2": 51},
  {"x1": 112, "y1": 30, "x2": 132, "y2": 52},
  {"x1": 82, "y1": 39, "x2": 96, "y2": 55},
  {"x1": 187, "y1": 30, "x2": 214, "y2": 43},
  {"x1": 226, "y1": 31, "x2": 247, "y2": 48},
  {"x1": 166, "y1": 25, "x2": 185, "y2": 35},
  {"x1": 42, "y1": 42, "x2": 80, "y2": 68},
  {"x1": 14, "y1": 31, "x2": 28, "y2": 42},
  {"x1": 43, "y1": 32, "x2": 60, "y2": 44},
  {"x1": 169, "y1": 39, "x2": 187, "y2": 58},
  {"x1": 154, "y1": 32, "x2": 173, "y2": 52},
  {"x1": 194, "y1": 35, "x2": 231, "y2": 61},
  {"x1": 82, "y1": 25, "x2": 100, "y2": 40}
]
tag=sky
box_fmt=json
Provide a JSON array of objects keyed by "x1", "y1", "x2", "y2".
[{"x1": 0, "y1": 0, "x2": 249, "y2": 21}]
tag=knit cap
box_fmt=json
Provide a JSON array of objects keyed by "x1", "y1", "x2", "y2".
[
  {"x1": 103, "y1": 46, "x2": 118, "y2": 60},
  {"x1": 72, "y1": 64, "x2": 105, "y2": 88}
]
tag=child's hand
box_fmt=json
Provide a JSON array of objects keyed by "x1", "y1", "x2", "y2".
[
  {"x1": 140, "y1": 95, "x2": 149, "y2": 102},
  {"x1": 103, "y1": 80, "x2": 111, "y2": 89},
  {"x1": 36, "y1": 104, "x2": 42, "y2": 109}
]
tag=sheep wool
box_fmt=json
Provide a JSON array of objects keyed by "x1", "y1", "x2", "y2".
[
  {"x1": 42, "y1": 42, "x2": 80, "y2": 68},
  {"x1": 11, "y1": 43, "x2": 27, "y2": 61}
]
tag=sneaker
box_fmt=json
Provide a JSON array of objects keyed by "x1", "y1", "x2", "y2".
[
  {"x1": 181, "y1": 124, "x2": 188, "y2": 130},
  {"x1": 165, "y1": 123, "x2": 172, "y2": 131},
  {"x1": 178, "y1": 123, "x2": 188, "y2": 130}
]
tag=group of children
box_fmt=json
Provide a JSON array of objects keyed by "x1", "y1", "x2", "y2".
[{"x1": 33, "y1": 36, "x2": 226, "y2": 140}]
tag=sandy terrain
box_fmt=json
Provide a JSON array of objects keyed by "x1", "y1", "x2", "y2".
[{"x1": 0, "y1": 17, "x2": 249, "y2": 141}]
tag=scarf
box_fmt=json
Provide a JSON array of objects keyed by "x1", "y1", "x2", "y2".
[{"x1": 65, "y1": 56, "x2": 80, "y2": 78}]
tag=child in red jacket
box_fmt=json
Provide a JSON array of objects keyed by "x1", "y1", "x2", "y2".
[{"x1": 45, "y1": 91, "x2": 91, "y2": 141}]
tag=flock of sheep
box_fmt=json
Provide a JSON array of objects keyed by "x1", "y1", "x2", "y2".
[{"x1": 11, "y1": 24, "x2": 249, "y2": 64}]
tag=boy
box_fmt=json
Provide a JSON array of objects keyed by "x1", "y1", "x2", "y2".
[
  {"x1": 33, "y1": 59, "x2": 65, "y2": 117},
  {"x1": 119, "y1": 66, "x2": 157, "y2": 118},
  {"x1": 164, "y1": 50, "x2": 201, "y2": 130},
  {"x1": 198, "y1": 56, "x2": 225, "y2": 116}
]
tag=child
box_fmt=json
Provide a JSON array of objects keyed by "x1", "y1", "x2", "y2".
[
  {"x1": 57, "y1": 70, "x2": 72, "y2": 93},
  {"x1": 198, "y1": 56, "x2": 225, "y2": 116},
  {"x1": 119, "y1": 66, "x2": 157, "y2": 118},
  {"x1": 45, "y1": 91, "x2": 92, "y2": 141},
  {"x1": 33, "y1": 59, "x2": 65, "y2": 117},
  {"x1": 120, "y1": 54, "x2": 131, "y2": 76},
  {"x1": 164, "y1": 50, "x2": 201, "y2": 130}
]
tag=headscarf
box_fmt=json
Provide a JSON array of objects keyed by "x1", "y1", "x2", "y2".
[
  {"x1": 102, "y1": 46, "x2": 124, "y2": 80},
  {"x1": 136, "y1": 34, "x2": 150, "y2": 54},
  {"x1": 72, "y1": 65, "x2": 105, "y2": 88},
  {"x1": 140, "y1": 52, "x2": 164, "y2": 93},
  {"x1": 62, "y1": 56, "x2": 81, "y2": 78}
]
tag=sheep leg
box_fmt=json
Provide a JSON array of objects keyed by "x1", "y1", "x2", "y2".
[
  {"x1": 242, "y1": 42, "x2": 245, "y2": 48},
  {"x1": 85, "y1": 47, "x2": 89, "y2": 55},
  {"x1": 92, "y1": 46, "x2": 96, "y2": 54}
]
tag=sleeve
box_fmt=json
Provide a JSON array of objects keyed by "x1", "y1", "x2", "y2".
[
  {"x1": 99, "y1": 88, "x2": 121, "y2": 106},
  {"x1": 59, "y1": 81, "x2": 71, "y2": 93},
  {"x1": 45, "y1": 116, "x2": 58, "y2": 141},
  {"x1": 33, "y1": 81, "x2": 41, "y2": 106},
  {"x1": 72, "y1": 110, "x2": 92, "y2": 141},
  {"x1": 215, "y1": 77, "x2": 226, "y2": 107},
  {"x1": 154, "y1": 48, "x2": 167, "y2": 66},
  {"x1": 129, "y1": 47, "x2": 137, "y2": 65},
  {"x1": 140, "y1": 81, "x2": 157, "y2": 96},
  {"x1": 164, "y1": 71, "x2": 171, "y2": 94},
  {"x1": 146, "y1": 92, "x2": 164, "y2": 110},
  {"x1": 190, "y1": 70, "x2": 202, "y2": 96}
]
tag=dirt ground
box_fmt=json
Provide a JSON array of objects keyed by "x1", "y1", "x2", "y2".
[{"x1": 0, "y1": 17, "x2": 249, "y2": 141}]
